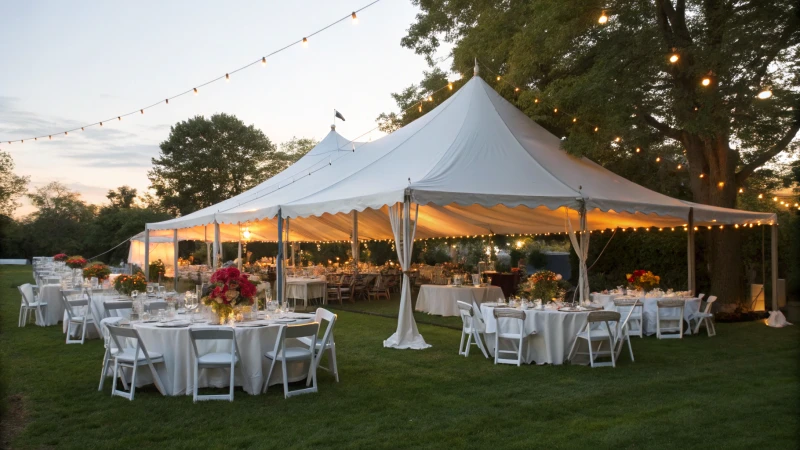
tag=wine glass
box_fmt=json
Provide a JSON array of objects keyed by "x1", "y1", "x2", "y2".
[
  {"x1": 146, "y1": 284, "x2": 154, "y2": 297},
  {"x1": 157, "y1": 285, "x2": 166, "y2": 299},
  {"x1": 185, "y1": 292, "x2": 198, "y2": 322}
]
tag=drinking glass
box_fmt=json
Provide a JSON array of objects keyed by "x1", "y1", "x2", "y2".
[
  {"x1": 157, "y1": 285, "x2": 166, "y2": 299},
  {"x1": 286, "y1": 298, "x2": 295, "y2": 314},
  {"x1": 131, "y1": 290, "x2": 139, "y2": 300},
  {"x1": 146, "y1": 285, "x2": 154, "y2": 296},
  {"x1": 157, "y1": 310, "x2": 167, "y2": 323}
]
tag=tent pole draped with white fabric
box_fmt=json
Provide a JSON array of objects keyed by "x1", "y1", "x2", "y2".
[{"x1": 145, "y1": 71, "x2": 779, "y2": 348}]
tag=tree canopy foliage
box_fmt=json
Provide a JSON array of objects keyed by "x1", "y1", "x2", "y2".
[
  {"x1": 148, "y1": 113, "x2": 279, "y2": 216},
  {"x1": 0, "y1": 149, "x2": 29, "y2": 216}
]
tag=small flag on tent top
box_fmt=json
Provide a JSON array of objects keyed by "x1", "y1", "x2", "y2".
[{"x1": 334, "y1": 110, "x2": 346, "y2": 121}]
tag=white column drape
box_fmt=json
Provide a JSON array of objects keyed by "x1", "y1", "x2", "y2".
[
  {"x1": 383, "y1": 199, "x2": 430, "y2": 350},
  {"x1": 566, "y1": 207, "x2": 590, "y2": 303}
]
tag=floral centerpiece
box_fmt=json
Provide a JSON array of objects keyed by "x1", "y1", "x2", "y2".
[
  {"x1": 148, "y1": 259, "x2": 166, "y2": 282},
  {"x1": 65, "y1": 256, "x2": 88, "y2": 269},
  {"x1": 83, "y1": 262, "x2": 112, "y2": 281},
  {"x1": 53, "y1": 253, "x2": 68, "y2": 262},
  {"x1": 626, "y1": 270, "x2": 660, "y2": 292},
  {"x1": 114, "y1": 272, "x2": 147, "y2": 296},
  {"x1": 518, "y1": 270, "x2": 563, "y2": 303},
  {"x1": 202, "y1": 267, "x2": 257, "y2": 324}
]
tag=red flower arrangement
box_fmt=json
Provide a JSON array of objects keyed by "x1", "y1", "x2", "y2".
[
  {"x1": 626, "y1": 270, "x2": 660, "y2": 291},
  {"x1": 203, "y1": 267, "x2": 257, "y2": 323},
  {"x1": 53, "y1": 253, "x2": 68, "y2": 262},
  {"x1": 83, "y1": 262, "x2": 112, "y2": 280},
  {"x1": 65, "y1": 256, "x2": 88, "y2": 269}
]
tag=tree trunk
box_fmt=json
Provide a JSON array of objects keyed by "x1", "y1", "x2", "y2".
[{"x1": 684, "y1": 133, "x2": 745, "y2": 305}]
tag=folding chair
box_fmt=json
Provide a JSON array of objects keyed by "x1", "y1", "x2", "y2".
[
  {"x1": 568, "y1": 311, "x2": 621, "y2": 368},
  {"x1": 145, "y1": 301, "x2": 167, "y2": 313},
  {"x1": 190, "y1": 327, "x2": 241, "y2": 402},
  {"x1": 613, "y1": 304, "x2": 637, "y2": 362},
  {"x1": 62, "y1": 292, "x2": 99, "y2": 344},
  {"x1": 18, "y1": 284, "x2": 46, "y2": 327},
  {"x1": 298, "y1": 308, "x2": 339, "y2": 385},
  {"x1": 98, "y1": 316, "x2": 126, "y2": 391},
  {"x1": 456, "y1": 301, "x2": 488, "y2": 358},
  {"x1": 656, "y1": 299, "x2": 685, "y2": 339},
  {"x1": 689, "y1": 295, "x2": 717, "y2": 336},
  {"x1": 103, "y1": 301, "x2": 133, "y2": 319},
  {"x1": 368, "y1": 275, "x2": 391, "y2": 301},
  {"x1": 263, "y1": 322, "x2": 319, "y2": 398},
  {"x1": 106, "y1": 325, "x2": 166, "y2": 400},
  {"x1": 613, "y1": 298, "x2": 643, "y2": 338},
  {"x1": 492, "y1": 308, "x2": 526, "y2": 366}
]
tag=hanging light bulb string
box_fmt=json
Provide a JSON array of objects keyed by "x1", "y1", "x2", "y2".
[{"x1": 2, "y1": 0, "x2": 383, "y2": 146}]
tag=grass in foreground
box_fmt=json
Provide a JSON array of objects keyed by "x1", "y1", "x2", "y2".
[{"x1": 1, "y1": 265, "x2": 798, "y2": 449}]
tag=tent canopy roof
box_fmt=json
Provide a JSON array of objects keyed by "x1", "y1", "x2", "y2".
[{"x1": 147, "y1": 76, "x2": 776, "y2": 242}]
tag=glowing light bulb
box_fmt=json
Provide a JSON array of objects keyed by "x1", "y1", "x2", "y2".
[
  {"x1": 100, "y1": 122, "x2": 103, "y2": 127},
  {"x1": 140, "y1": 109, "x2": 144, "y2": 114},
  {"x1": 758, "y1": 194, "x2": 763, "y2": 199},
  {"x1": 448, "y1": 83, "x2": 453, "y2": 90},
  {"x1": 669, "y1": 54, "x2": 679, "y2": 63},
  {"x1": 496, "y1": 76, "x2": 501, "y2": 81},
  {"x1": 594, "y1": 126, "x2": 599, "y2": 132},
  {"x1": 351, "y1": 12, "x2": 358, "y2": 24},
  {"x1": 64, "y1": 131, "x2": 67, "y2": 136},
  {"x1": 118, "y1": 116, "x2": 121, "y2": 121},
  {"x1": 302, "y1": 37, "x2": 308, "y2": 47},
  {"x1": 418, "y1": 104, "x2": 422, "y2": 113},
  {"x1": 226, "y1": 73, "x2": 230, "y2": 82},
  {"x1": 677, "y1": 164, "x2": 682, "y2": 169},
  {"x1": 598, "y1": 12, "x2": 608, "y2": 24},
  {"x1": 701, "y1": 77, "x2": 711, "y2": 86},
  {"x1": 165, "y1": 99, "x2": 169, "y2": 104},
  {"x1": 635, "y1": 147, "x2": 640, "y2": 153},
  {"x1": 614, "y1": 137, "x2": 621, "y2": 142},
  {"x1": 572, "y1": 118, "x2": 577, "y2": 123},
  {"x1": 428, "y1": 95, "x2": 433, "y2": 102},
  {"x1": 243, "y1": 229, "x2": 251, "y2": 240},
  {"x1": 553, "y1": 108, "x2": 558, "y2": 113},
  {"x1": 261, "y1": 57, "x2": 266, "y2": 66},
  {"x1": 655, "y1": 157, "x2": 661, "y2": 162},
  {"x1": 515, "y1": 87, "x2": 520, "y2": 92},
  {"x1": 738, "y1": 188, "x2": 744, "y2": 193},
  {"x1": 534, "y1": 98, "x2": 539, "y2": 103},
  {"x1": 193, "y1": 88, "x2": 198, "y2": 95},
  {"x1": 757, "y1": 89, "x2": 772, "y2": 99},
  {"x1": 718, "y1": 181, "x2": 725, "y2": 188}
]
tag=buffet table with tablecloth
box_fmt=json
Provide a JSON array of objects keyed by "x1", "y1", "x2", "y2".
[
  {"x1": 119, "y1": 315, "x2": 313, "y2": 396},
  {"x1": 480, "y1": 304, "x2": 591, "y2": 365},
  {"x1": 416, "y1": 285, "x2": 506, "y2": 317},
  {"x1": 286, "y1": 277, "x2": 327, "y2": 307}
]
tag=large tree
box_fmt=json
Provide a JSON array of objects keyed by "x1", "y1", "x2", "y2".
[
  {"x1": 22, "y1": 182, "x2": 97, "y2": 256},
  {"x1": 148, "y1": 113, "x2": 279, "y2": 216},
  {"x1": 395, "y1": 0, "x2": 800, "y2": 303},
  {"x1": 0, "y1": 149, "x2": 29, "y2": 216}
]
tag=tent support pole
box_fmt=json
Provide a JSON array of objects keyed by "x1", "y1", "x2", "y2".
[
  {"x1": 173, "y1": 229, "x2": 179, "y2": 291},
  {"x1": 213, "y1": 222, "x2": 220, "y2": 270},
  {"x1": 237, "y1": 240, "x2": 242, "y2": 271},
  {"x1": 579, "y1": 206, "x2": 588, "y2": 304},
  {"x1": 771, "y1": 224, "x2": 778, "y2": 311},
  {"x1": 687, "y1": 208, "x2": 695, "y2": 295},
  {"x1": 144, "y1": 228, "x2": 150, "y2": 281},
  {"x1": 353, "y1": 210, "x2": 359, "y2": 274},
  {"x1": 277, "y1": 210, "x2": 284, "y2": 305}
]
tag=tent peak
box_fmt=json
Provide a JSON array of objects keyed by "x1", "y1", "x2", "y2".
[
  {"x1": 331, "y1": 124, "x2": 336, "y2": 130},
  {"x1": 474, "y1": 58, "x2": 479, "y2": 77}
]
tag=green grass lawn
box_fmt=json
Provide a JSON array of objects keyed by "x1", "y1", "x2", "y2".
[{"x1": 1, "y1": 265, "x2": 798, "y2": 449}]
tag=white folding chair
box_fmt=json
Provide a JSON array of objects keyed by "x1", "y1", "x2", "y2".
[
  {"x1": 103, "y1": 301, "x2": 133, "y2": 319},
  {"x1": 98, "y1": 316, "x2": 126, "y2": 391},
  {"x1": 263, "y1": 322, "x2": 319, "y2": 398},
  {"x1": 689, "y1": 295, "x2": 717, "y2": 337},
  {"x1": 189, "y1": 327, "x2": 241, "y2": 402},
  {"x1": 145, "y1": 301, "x2": 167, "y2": 313},
  {"x1": 492, "y1": 308, "x2": 526, "y2": 366},
  {"x1": 613, "y1": 298, "x2": 643, "y2": 338},
  {"x1": 62, "y1": 292, "x2": 99, "y2": 344},
  {"x1": 298, "y1": 308, "x2": 339, "y2": 385},
  {"x1": 106, "y1": 325, "x2": 166, "y2": 400},
  {"x1": 18, "y1": 284, "x2": 46, "y2": 327},
  {"x1": 568, "y1": 311, "x2": 621, "y2": 368},
  {"x1": 656, "y1": 299, "x2": 685, "y2": 339},
  {"x1": 456, "y1": 301, "x2": 488, "y2": 358},
  {"x1": 613, "y1": 304, "x2": 637, "y2": 362}
]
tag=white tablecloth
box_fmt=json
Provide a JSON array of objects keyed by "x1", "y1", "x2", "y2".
[
  {"x1": 481, "y1": 305, "x2": 591, "y2": 365},
  {"x1": 38, "y1": 284, "x2": 68, "y2": 326},
  {"x1": 125, "y1": 316, "x2": 313, "y2": 396},
  {"x1": 286, "y1": 278, "x2": 327, "y2": 307},
  {"x1": 416, "y1": 285, "x2": 506, "y2": 317},
  {"x1": 593, "y1": 294, "x2": 701, "y2": 335}
]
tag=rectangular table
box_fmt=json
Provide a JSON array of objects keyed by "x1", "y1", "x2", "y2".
[{"x1": 415, "y1": 284, "x2": 505, "y2": 317}]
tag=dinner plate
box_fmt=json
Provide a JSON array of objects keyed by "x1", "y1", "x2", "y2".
[
  {"x1": 236, "y1": 322, "x2": 269, "y2": 327},
  {"x1": 155, "y1": 320, "x2": 190, "y2": 327}
]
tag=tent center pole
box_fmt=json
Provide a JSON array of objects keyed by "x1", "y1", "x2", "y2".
[
  {"x1": 687, "y1": 208, "x2": 695, "y2": 295},
  {"x1": 143, "y1": 228, "x2": 150, "y2": 281},
  {"x1": 173, "y1": 229, "x2": 179, "y2": 291}
]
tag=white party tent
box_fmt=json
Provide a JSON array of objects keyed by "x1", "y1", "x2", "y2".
[
  {"x1": 145, "y1": 64, "x2": 778, "y2": 349},
  {"x1": 128, "y1": 232, "x2": 175, "y2": 277}
]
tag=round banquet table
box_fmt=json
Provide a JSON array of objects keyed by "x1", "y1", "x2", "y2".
[
  {"x1": 121, "y1": 315, "x2": 314, "y2": 396},
  {"x1": 415, "y1": 285, "x2": 506, "y2": 317},
  {"x1": 480, "y1": 304, "x2": 592, "y2": 365},
  {"x1": 594, "y1": 294, "x2": 701, "y2": 335}
]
